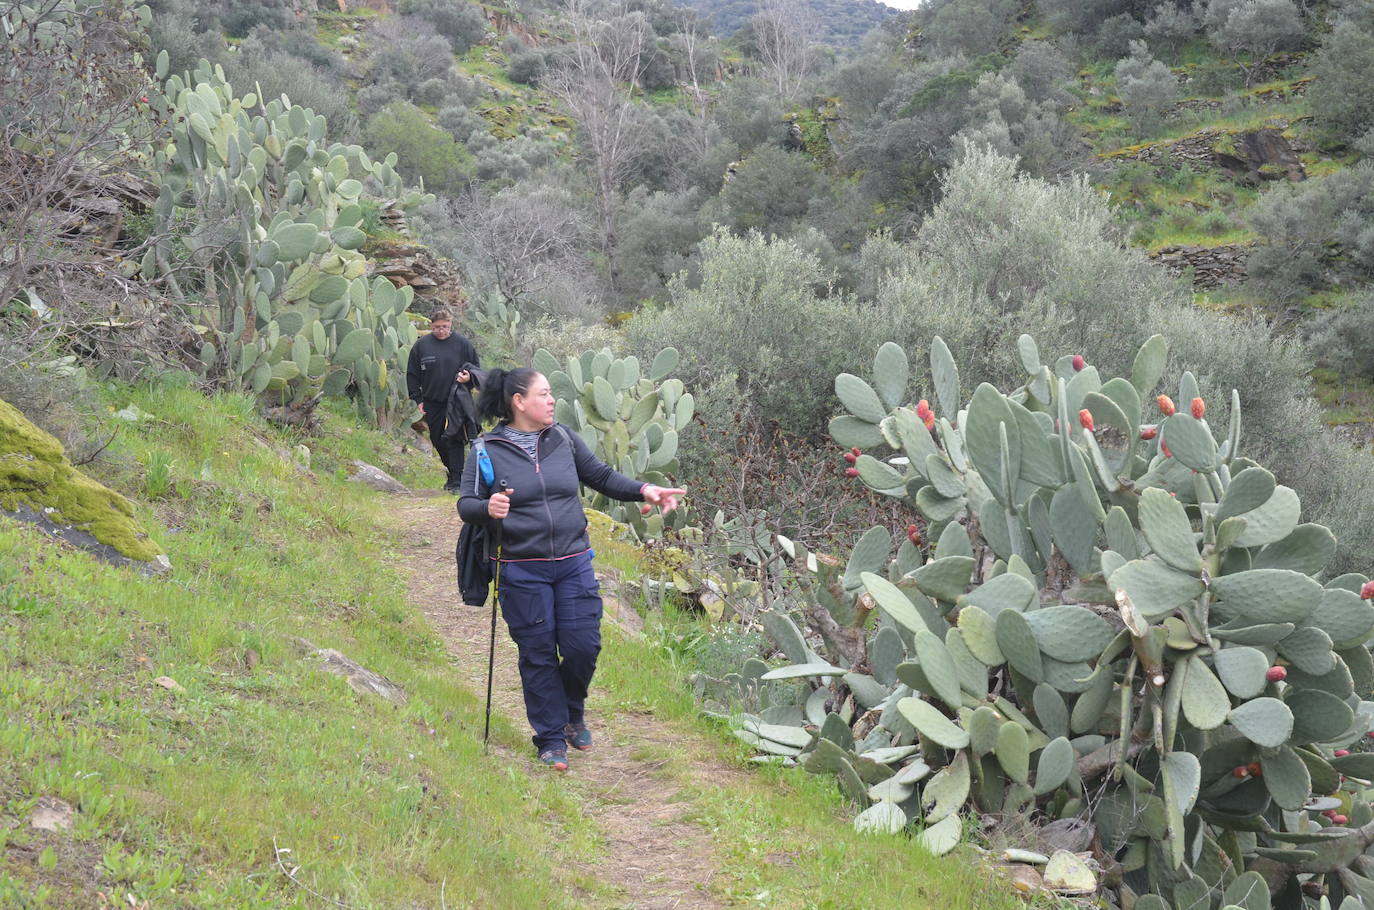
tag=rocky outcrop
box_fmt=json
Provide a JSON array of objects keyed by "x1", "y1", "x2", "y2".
[
  {"x1": 1109, "y1": 124, "x2": 1306, "y2": 182},
  {"x1": 1148, "y1": 244, "x2": 1252, "y2": 289},
  {"x1": 1212, "y1": 127, "x2": 1306, "y2": 182},
  {"x1": 0, "y1": 396, "x2": 165, "y2": 568},
  {"x1": 368, "y1": 240, "x2": 467, "y2": 316}
]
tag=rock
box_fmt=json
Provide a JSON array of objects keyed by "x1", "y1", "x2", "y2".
[
  {"x1": 1002, "y1": 864, "x2": 1044, "y2": 893},
  {"x1": 1039, "y1": 817, "x2": 1096, "y2": 854},
  {"x1": 368, "y1": 242, "x2": 467, "y2": 312},
  {"x1": 293, "y1": 637, "x2": 407, "y2": 704},
  {"x1": 1043, "y1": 850, "x2": 1098, "y2": 894},
  {"x1": 600, "y1": 592, "x2": 644, "y2": 639},
  {"x1": 346, "y1": 461, "x2": 408, "y2": 494},
  {"x1": 29, "y1": 797, "x2": 74, "y2": 831},
  {"x1": 1148, "y1": 243, "x2": 1251, "y2": 289},
  {"x1": 154, "y1": 676, "x2": 186, "y2": 693},
  {"x1": 0, "y1": 396, "x2": 161, "y2": 565}
]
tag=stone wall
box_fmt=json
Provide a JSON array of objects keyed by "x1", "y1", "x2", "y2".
[{"x1": 1148, "y1": 244, "x2": 1251, "y2": 289}]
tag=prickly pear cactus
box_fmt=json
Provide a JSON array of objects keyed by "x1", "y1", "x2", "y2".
[
  {"x1": 145, "y1": 56, "x2": 433, "y2": 425},
  {"x1": 730, "y1": 334, "x2": 1374, "y2": 907},
  {"x1": 534, "y1": 346, "x2": 692, "y2": 538}
]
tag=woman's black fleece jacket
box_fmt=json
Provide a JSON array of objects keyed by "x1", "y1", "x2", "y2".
[{"x1": 457, "y1": 423, "x2": 645, "y2": 560}]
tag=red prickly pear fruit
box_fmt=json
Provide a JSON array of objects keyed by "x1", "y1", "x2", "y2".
[
  {"x1": 1366, "y1": 730, "x2": 1374, "y2": 738},
  {"x1": 844, "y1": 467, "x2": 860, "y2": 478},
  {"x1": 1161, "y1": 441, "x2": 1173, "y2": 458},
  {"x1": 1248, "y1": 762, "x2": 1263, "y2": 777},
  {"x1": 1361, "y1": 580, "x2": 1374, "y2": 600},
  {"x1": 1157, "y1": 395, "x2": 1176, "y2": 416},
  {"x1": 916, "y1": 399, "x2": 930, "y2": 417},
  {"x1": 843, "y1": 452, "x2": 857, "y2": 464},
  {"x1": 1232, "y1": 766, "x2": 1249, "y2": 779},
  {"x1": 1325, "y1": 809, "x2": 1338, "y2": 818},
  {"x1": 1072, "y1": 354, "x2": 1085, "y2": 372},
  {"x1": 1078, "y1": 409, "x2": 1094, "y2": 432},
  {"x1": 1266, "y1": 666, "x2": 1287, "y2": 682},
  {"x1": 1336, "y1": 750, "x2": 1351, "y2": 757},
  {"x1": 1191, "y1": 397, "x2": 1206, "y2": 419},
  {"x1": 640, "y1": 503, "x2": 652, "y2": 515},
  {"x1": 851, "y1": 447, "x2": 861, "y2": 457},
  {"x1": 923, "y1": 414, "x2": 936, "y2": 431},
  {"x1": 1335, "y1": 815, "x2": 1349, "y2": 825},
  {"x1": 140, "y1": 95, "x2": 149, "y2": 103},
  {"x1": 1140, "y1": 426, "x2": 1158, "y2": 440}
]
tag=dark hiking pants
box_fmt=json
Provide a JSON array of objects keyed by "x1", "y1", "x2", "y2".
[
  {"x1": 496, "y1": 551, "x2": 602, "y2": 752},
  {"x1": 423, "y1": 399, "x2": 464, "y2": 487}
]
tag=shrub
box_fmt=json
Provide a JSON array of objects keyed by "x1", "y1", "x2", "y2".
[
  {"x1": 1093, "y1": 13, "x2": 1145, "y2": 58},
  {"x1": 613, "y1": 187, "x2": 708, "y2": 305},
  {"x1": 1202, "y1": 0, "x2": 1304, "y2": 83},
  {"x1": 1039, "y1": 0, "x2": 1133, "y2": 33},
  {"x1": 719, "y1": 145, "x2": 823, "y2": 235},
  {"x1": 1308, "y1": 292, "x2": 1374, "y2": 381},
  {"x1": 925, "y1": 0, "x2": 1015, "y2": 56},
  {"x1": 624, "y1": 229, "x2": 892, "y2": 438},
  {"x1": 1143, "y1": 2, "x2": 1200, "y2": 58},
  {"x1": 1307, "y1": 11, "x2": 1374, "y2": 146},
  {"x1": 364, "y1": 16, "x2": 456, "y2": 98},
  {"x1": 1246, "y1": 162, "x2": 1374, "y2": 301},
  {"x1": 398, "y1": 0, "x2": 490, "y2": 55},
  {"x1": 1004, "y1": 39, "x2": 1073, "y2": 108},
  {"x1": 506, "y1": 50, "x2": 546, "y2": 85},
  {"x1": 220, "y1": 2, "x2": 289, "y2": 39},
  {"x1": 364, "y1": 102, "x2": 475, "y2": 193},
  {"x1": 1114, "y1": 39, "x2": 1178, "y2": 131}
]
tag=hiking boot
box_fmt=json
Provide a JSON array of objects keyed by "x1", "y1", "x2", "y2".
[
  {"x1": 538, "y1": 748, "x2": 569, "y2": 771},
  {"x1": 564, "y1": 723, "x2": 593, "y2": 752}
]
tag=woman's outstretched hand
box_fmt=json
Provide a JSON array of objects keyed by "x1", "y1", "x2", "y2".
[
  {"x1": 640, "y1": 484, "x2": 686, "y2": 515},
  {"x1": 488, "y1": 489, "x2": 513, "y2": 519}
]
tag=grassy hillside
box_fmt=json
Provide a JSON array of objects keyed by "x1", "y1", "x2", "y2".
[{"x1": 0, "y1": 377, "x2": 1022, "y2": 907}]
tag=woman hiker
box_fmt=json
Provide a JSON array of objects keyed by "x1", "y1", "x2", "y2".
[{"x1": 458, "y1": 367, "x2": 684, "y2": 771}]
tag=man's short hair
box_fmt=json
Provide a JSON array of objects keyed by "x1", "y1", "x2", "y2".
[{"x1": 430, "y1": 307, "x2": 453, "y2": 323}]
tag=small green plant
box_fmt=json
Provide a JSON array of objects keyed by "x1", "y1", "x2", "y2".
[{"x1": 142, "y1": 449, "x2": 174, "y2": 499}]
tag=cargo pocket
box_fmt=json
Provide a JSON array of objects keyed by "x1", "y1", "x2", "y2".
[{"x1": 498, "y1": 563, "x2": 554, "y2": 641}]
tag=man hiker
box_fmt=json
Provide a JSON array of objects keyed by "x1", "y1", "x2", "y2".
[{"x1": 406, "y1": 306, "x2": 480, "y2": 492}]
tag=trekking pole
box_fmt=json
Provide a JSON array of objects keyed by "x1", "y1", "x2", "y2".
[{"x1": 483, "y1": 482, "x2": 510, "y2": 753}]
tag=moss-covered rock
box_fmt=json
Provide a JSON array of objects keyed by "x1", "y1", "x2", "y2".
[{"x1": 0, "y1": 396, "x2": 159, "y2": 561}]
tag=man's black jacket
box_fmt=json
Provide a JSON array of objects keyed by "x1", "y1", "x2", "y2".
[
  {"x1": 406, "y1": 331, "x2": 478, "y2": 404},
  {"x1": 457, "y1": 423, "x2": 645, "y2": 561},
  {"x1": 442, "y1": 362, "x2": 484, "y2": 444}
]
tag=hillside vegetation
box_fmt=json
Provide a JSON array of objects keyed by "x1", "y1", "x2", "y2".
[{"x1": 5, "y1": 0, "x2": 1374, "y2": 905}]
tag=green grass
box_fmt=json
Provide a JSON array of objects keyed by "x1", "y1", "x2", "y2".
[
  {"x1": 0, "y1": 378, "x2": 598, "y2": 907},
  {"x1": 1, "y1": 379, "x2": 1023, "y2": 908}
]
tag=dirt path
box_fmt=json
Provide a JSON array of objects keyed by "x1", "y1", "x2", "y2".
[{"x1": 388, "y1": 493, "x2": 727, "y2": 910}]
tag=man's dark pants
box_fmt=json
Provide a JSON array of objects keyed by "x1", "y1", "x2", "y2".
[
  {"x1": 423, "y1": 399, "x2": 465, "y2": 489},
  {"x1": 496, "y1": 551, "x2": 603, "y2": 753}
]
